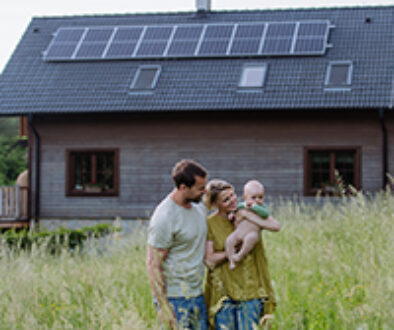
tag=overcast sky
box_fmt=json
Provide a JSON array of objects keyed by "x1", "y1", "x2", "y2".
[{"x1": 1, "y1": 0, "x2": 393, "y2": 73}]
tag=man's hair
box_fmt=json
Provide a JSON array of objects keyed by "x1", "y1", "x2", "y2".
[
  {"x1": 204, "y1": 179, "x2": 233, "y2": 210},
  {"x1": 172, "y1": 159, "x2": 207, "y2": 188}
]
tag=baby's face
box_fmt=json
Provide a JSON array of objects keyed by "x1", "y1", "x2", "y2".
[{"x1": 244, "y1": 185, "x2": 265, "y2": 206}]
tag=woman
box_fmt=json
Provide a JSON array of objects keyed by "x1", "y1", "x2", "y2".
[{"x1": 204, "y1": 179, "x2": 280, "y2": 330}]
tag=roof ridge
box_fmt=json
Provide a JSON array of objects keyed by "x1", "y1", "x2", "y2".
[{"x1": 30, "y1": 4, "x2": 394, "y2": 20}]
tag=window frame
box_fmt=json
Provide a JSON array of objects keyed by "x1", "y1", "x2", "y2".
[
  {"x1": 130, "y1": 65, "x2": 161, "y2": 91},
  {"x1": 303, "y1": 146, "x2": 361, "y2": 196},
  {"x1": 324, "y1": 60, "x2": 353, "y2": 88},
  {"x1": 66, "y1": 148, "x2": 119, "y2": 197},
  {"x1": 238, "y1": 63, "x2": 268, "y2": 89}
]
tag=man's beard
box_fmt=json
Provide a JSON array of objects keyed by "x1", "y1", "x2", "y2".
[{"x1": 185, "y1": 195, "x2": 202, "y2": 204}]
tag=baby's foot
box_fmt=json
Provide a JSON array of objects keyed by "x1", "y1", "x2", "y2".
[
  {"x1": 229, "y1": 261, "x2": 236, "y2": 270},
  {"x1": 232, "y1": 254, "x2": 241, "y2": 263}
]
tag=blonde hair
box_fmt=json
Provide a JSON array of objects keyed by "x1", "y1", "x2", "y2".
[{"x1": 204, "y1": 179, "x2": 233, "y2": 210}]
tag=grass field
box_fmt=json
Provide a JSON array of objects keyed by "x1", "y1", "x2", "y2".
[{"x1": 0, "y1": 190, "x2": 393, "y2": 329}]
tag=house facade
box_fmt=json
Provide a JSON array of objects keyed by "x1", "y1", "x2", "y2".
[{"x1": 0, "y1": 5, "x2": 393, "y2": 227}]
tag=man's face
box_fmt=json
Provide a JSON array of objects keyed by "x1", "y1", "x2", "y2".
[{"x1": 184, "y1": 175, "x2": 207, "y2": 203}]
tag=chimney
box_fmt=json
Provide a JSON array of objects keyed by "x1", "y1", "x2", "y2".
[{"x1": 196, "y1": 0, "x2": 211, "y2": 13}]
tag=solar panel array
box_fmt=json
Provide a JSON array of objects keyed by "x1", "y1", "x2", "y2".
[{"x1": 43, "y1": 20, "x2": 331, "y2": 61}]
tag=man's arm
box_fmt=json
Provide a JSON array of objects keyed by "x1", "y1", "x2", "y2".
[
  {"x1": 204, "y1": 240, "x2": 227, "y2": 269},
  {"x1": 146, "y1": 245, "x2": 177, "y2": 329},
  {"x1": 236, "y1": 209, "x2": 281, "y2": 232}
]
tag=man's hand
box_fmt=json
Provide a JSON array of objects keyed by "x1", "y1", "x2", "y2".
[{"x1": 158, "y1": 303, "x2": 178, "y2": 330}]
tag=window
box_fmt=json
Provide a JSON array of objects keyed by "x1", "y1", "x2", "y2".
[
  {"x1": 239, "y1": 64, "x2": 267, "y2": 88},
  {"x1": 130, "y1": 65, "x2": 161, "y2": 91},
  {"x1": 325, "y1": 61, "x2": 353, "y2": 87},
  {"x1": 66, "y1": 149, "x2": 119, "y2": 196},
  {"x1": 304, "y1": 147, "x2": 361, "y2": 196}
]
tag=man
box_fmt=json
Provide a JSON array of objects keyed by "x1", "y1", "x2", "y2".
[{"x1": 146, "y1": 159, "x2": 208, "y2": 329}]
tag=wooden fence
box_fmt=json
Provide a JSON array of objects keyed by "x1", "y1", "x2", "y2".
[{"x1": 0, "y1": 185, "x2": 28, "y2": 220}]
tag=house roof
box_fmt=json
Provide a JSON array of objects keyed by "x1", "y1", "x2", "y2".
[{"x1": 1, "y1": 6, "x2": 394, "y2": 115}]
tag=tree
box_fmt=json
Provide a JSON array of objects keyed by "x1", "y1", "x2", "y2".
[
  {"x1": 0, "y1": 119, "x2": 27, "y2": 185},
  {"x1": 0, "y1": 117, "x2": 19, "y2": 137}
]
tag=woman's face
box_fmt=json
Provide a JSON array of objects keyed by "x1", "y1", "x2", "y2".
[{"x1": 216, "y1": 188, "x2": 238, "y2": 214}]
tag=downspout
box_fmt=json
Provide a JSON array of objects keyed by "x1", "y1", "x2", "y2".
[
  {"x1": 378, "y1": 108, "x2": 388, "y2": 188},
  {"x1": 28, "y1": 114, "x2": 40, "y2": 228}
]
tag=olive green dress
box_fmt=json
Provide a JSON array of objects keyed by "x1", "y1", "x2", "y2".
[{"x1": 204, "y1": 213, "x2": 276, "y2": 329}]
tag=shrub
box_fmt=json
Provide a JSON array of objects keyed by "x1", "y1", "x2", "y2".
[{"x1": 1, "y1": 223, "x2": 121, "y2": 254}]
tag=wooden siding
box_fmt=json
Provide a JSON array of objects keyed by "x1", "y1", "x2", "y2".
[
  {"x1": 387, "y1": 114, "x2": 394, "y2": 181},
  {"x1": 32, "y1": 111, "x2": 384, "y2": 219}
]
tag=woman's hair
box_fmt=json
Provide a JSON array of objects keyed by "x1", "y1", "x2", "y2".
[{"x1": 204, "y1": 179, "x2": 233, "y2": 210}]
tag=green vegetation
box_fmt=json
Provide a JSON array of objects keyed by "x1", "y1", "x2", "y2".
[
  {"x1": 2, "y1": 223, "x2": 120, "y2": 253},
  {"x1": 0, "y1": 191, "x2": 392, "y2": 329},
  {"x1": 0, "y1": 117, "x2": 27, "y2": 185},
  {"x1": 0, "y1": 117, "x2": 19, "y2": 138}
]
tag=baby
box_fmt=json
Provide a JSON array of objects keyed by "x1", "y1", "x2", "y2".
[{"x1": 226, "y1": 180, "x2": 269, "y2": 270}]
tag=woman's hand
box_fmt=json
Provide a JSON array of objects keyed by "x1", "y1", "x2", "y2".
[
  {"x1": 237, "y1": 209, "x2": 281, "y2": 232},
  {"x1": 204, "y1": 240, "x2": 227, "y2": 269}
]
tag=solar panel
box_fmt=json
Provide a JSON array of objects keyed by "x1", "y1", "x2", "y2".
[
  {"x1": 136, "y1": 42, "x2": 168, "y2": 57},
  {"x1": 294, "y1": 38, "x2": 325, "y2": 54},
  {"x1": 45, "y1": 44, "x2": 77, "y2": 59},
  {"x1": 197, "y1": 24, "x2": 234, "y2": 56},
  {"x1": 199, "y1": 40, "x2": 229, "y2": 55},
  {"x1": 292, "y1": 21, "x2": 330, "y2": 55},
  {"x1": 43, "y1": 20, "x2": 332, "y2": 61},
  {"x1": 53, "y1": 28, "x2": 85, "y2": 42},
  {"x1": 265, "y1": 23, "x2": 296, "y2": 38},
  {"x1": 113, "y1": 27, "x2": 143, "y2": 41},
  {"x1": 230, "y1": 39, "x2": 261, "y2": 55},
  {"x1": 173, "y1": 25, "x2": 203, "y2": 39},
  {"x1": 261, "y1": 38, "x2": 293, "y2": 55},
  {"x1": 235, "y1": 24, "x2": 265, "y2": 38},
  {"x1": 298, "y1": 22, "x2": 328, "y2": 36},
  {"x1": 167, "y1": 40, "x2": 199, "y2": 56},
  {"x1": 105, "y1": 42, "x2": 138, "y2": 58},
  {"x1": 84, "y1": 28, "x2": 113, "y2": 42},
  {"x1": 144, "y1": 26, "x2": 173, "y2": 40},
  {"x1": 230, "y1": 23, "x2": 265, "y2": 55},
  {"x1": 75, "y1": 43, "x2": 107, "y2": 58}
]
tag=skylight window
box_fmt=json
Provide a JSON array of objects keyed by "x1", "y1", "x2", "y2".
[
  {"x1": 239, "y1": 64, "x2": 267, "y2": 88},
  {"x1": 130, "y1": 66, "x2": 161, "y2": 91},
  {"x1": 325, "y1": 61, "x2": 353, "y2": 87}
]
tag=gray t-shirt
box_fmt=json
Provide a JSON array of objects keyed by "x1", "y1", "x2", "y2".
[{"x1": 147, "y1": 195, "x2": 207, "y2": 298}]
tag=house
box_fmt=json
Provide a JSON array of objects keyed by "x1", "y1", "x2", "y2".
[{"x1": 0, "y1": 3, "x2": 393, "y2": 229}]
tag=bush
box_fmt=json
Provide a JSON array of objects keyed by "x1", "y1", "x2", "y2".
[
  {"x1": 0, "y1": 135, "x2": 27, "y2": 185},
  {"x1": 1, "y1": 223, "x2": 121, "y2": 254}
]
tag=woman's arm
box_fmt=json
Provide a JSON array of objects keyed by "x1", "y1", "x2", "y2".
[
  {"x1": 237, "y1": 209, "x2": 281, "y2": 232},
  {"x1": 204, "y1": 240, "x2": 227, "y2": 269}
]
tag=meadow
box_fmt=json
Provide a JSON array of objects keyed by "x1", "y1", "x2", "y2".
[{"x1": 0, "y1": 190, "x2": 392, "y2": 329}]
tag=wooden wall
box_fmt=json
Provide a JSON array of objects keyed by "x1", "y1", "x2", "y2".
[
  {"x1": 31, "y1": 111, "x2": 385, "y2": 219},
  {"x1": 387, "y1": 113, "x2": 394, "y2": 182}
]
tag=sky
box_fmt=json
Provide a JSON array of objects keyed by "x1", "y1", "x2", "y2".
[{"x1": 1, "y1": 0, "x2": 393, "y2": 73}]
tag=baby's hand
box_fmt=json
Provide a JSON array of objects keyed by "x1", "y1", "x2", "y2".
[
  {"x1": 228, "y1": 211, "x2": 236, "y2": 222},
  {"x1": 245, "y1": 201, "x2": 256, "y2": 209}
]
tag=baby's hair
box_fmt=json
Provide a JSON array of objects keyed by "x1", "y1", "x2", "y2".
[
  {"x1": 243, "y1": 179, "x2": 264, "y2": 195},
  {"x1": 204, "y1": 179, "x2": 233, "y2": 210}
]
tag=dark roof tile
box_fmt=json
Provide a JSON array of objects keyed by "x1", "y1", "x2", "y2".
[{"x1": 1, "y1": 6, "x2": 394, "y2": 115}]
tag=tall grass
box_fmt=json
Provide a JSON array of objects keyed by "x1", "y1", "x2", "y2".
[{"x1": 0, "y1": 190, "x2": 392, "y2": 329}]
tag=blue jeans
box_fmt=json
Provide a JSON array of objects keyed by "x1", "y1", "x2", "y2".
[
  {"x1": 215, "y1": 298, "x2": 263, "y2": 330},
  {"x1": 155, "y1": 295, "x2": 208, "y2": 329}
]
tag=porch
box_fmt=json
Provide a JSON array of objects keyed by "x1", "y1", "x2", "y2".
[{"x1": 0, "y1": 185, "x2": 29, "y2": 230}]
